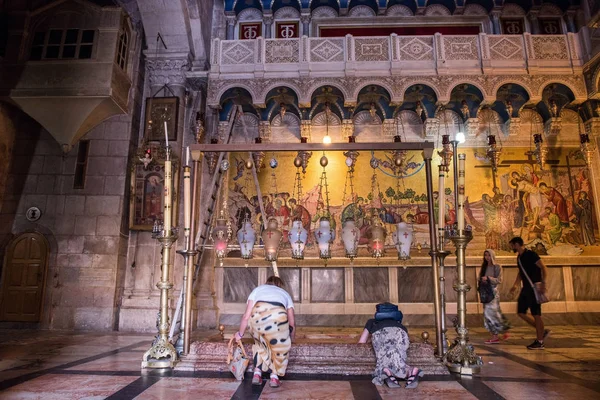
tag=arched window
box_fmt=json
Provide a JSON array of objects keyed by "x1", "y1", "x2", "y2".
[{"x1": 116, "y1": 25, "x2": 130, "y2": 70}]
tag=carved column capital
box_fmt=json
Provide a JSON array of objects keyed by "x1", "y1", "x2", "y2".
[
  {"x1": 225, "y1": 15, "x2": 237, "y2": 26},
  {"x1": 147, "y1": 58, "x2": 190, "y2": 86}
]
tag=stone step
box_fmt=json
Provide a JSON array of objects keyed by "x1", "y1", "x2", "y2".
[{"x1": 177, "y1": 340, "x2": 450, "y2": 376}]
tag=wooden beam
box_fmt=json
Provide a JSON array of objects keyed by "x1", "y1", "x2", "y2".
[{"x1": 191, "y1": 141, "x2": 434, "y2": 158}]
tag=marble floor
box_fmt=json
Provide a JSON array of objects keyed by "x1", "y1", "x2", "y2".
[{"x1": 0, "y1": 326, "x2": 599, "y2": 399}]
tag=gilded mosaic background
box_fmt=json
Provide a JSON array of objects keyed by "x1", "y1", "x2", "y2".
[{"x1": 225, "y1": 148, "x2": 597, "y2": 257}]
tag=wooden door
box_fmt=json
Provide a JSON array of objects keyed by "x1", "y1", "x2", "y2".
[{"x1": 0, "y1": 232, "x2": 49, "y2": 322}]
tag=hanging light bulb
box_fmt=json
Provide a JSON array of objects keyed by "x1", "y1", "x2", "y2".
[
  {"x1": 262, "y1": 218, "x2": 282, "y2": 262},
  {"x1": 237, "y1": 214, "x2": 256, "y2": 260},
  {"x1": 455, "y1": 131, "x2": 466, "y2": 144}
]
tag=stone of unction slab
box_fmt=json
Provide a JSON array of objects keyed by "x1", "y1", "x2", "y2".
[{"x1": 178, "y1": 341, "x2": 450, "y2": 375}]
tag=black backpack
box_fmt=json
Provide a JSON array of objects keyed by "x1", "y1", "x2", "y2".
[{"x1": 375, "y1": 302, "x2": 403, "y2": 322}]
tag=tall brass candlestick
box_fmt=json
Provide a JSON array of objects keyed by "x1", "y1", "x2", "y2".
[
  {"x1": 457, "y1": 154, "x2": 466, "y2": 231},
  {"x1": 445, "y1": 153, "x2": 481, "y2": 375},
  {"x1": 175, "y1": 162, "x2": 192, "y2": 355},
  {"x1": 142, "y1": 144, "x2": 179, "y2": 368}
]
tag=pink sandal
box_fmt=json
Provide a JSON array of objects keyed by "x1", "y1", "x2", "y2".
[
  {"x1": 252, "y1": 369, "x2": 262, "y2": 385},
  {"x1": 269, "y1": 376, "x2": 281, "y2": 388}
]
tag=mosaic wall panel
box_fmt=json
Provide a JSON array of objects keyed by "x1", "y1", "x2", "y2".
[
  {"x1": 223, "y1": 267, "x2": 258, "y2": 303},
  {"x1": 443, "y1": 36, "x2": 479, "y2": 60},
  {"x1": 488, "y1": 36, "x2": 525, "y2": 60},
  {"x1": 354, "y1": 268, "x2": 389, "y2": 303},
  {"x1": 311, "y1": 268, "x2": 344, "y2": 303},
  {"x1": 397, "y1": 36, "x2": 434, "y2": 61},
  {"x1": 572, "y1": 267, "x2": 600, "y2": 301},
  {"x1": 531, "y1": 35, "x2": 568, "y2": 60}
]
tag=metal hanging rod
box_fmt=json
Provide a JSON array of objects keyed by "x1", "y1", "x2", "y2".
[{"x1": 190, "y1": 141, "x2": 435, "y2": 155}]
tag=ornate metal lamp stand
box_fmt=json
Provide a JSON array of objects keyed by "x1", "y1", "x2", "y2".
[
  {"x1": 445, "y1": 228, "x2": 481, "y2": 375},
  {"x1": 142, "y1": 146, "x2": 179, "y2": 369}
]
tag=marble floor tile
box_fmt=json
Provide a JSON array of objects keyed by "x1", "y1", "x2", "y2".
[
  {"x1": 0, "y1": 374, "x2": 138, "y2": 400},
  {"x1": 484, "y1": 381, "x2": 600, "y2": 400},
  {"x1": 478, "y1": 356, "x2": 557, "y2": 379},
  {"x1": 134, "y1": 377, "x2": 240, "y2": 399},
  {"x1": 66, "y1": 352, "x2": 142, "y2": 371},
  {"x1": 259, "y1": 380, "x2": 354, "y2": 400},
  {"x1": 377, "y1": 381, "x2": 477, "y2": 400}
]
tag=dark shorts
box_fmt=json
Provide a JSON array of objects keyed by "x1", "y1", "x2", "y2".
[{"x1": 517, "y1": 288, "x2": 541, "y2": 316}]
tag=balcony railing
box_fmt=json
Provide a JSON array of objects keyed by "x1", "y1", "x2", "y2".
[{"x1": 210, "y1": 33, "x2": 583, "y2": 77}]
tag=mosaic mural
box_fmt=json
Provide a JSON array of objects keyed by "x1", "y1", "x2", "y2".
[{"x1": 225, "y1": 148, "x2": 597, "y2": 257}]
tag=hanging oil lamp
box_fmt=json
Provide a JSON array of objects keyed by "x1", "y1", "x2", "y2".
[
  {"x1": 211, "y1": 210, "x2": 232, "y2": 266},
  {"x1": 486, "y1": 134, "x2": 501, "y2": 172},
  {"x1": 252, "y1": 137, "x2": 266, "y2": 173},
  {"x1": 289, "y1": 218, "x2": 308, "y2": 260},
  {"x1": 262, "y1": 218, "x2": 282, "y2": 262},
  {"x1": 314, "y1": 217, "x2": 334, "y2": 259},
  {"x1": 205, "y1": 138, "x2": 219, "y2": 175},
  {"x1": 533, "y1": 133, "x2": 547, "y2": 169},
  {"x1": 394, "y1": 222, "x2": 412, "y2": 260},
  {"x1": 580, "y1": 133, "x2": 594, "y2": 168},
  {"x1": 341, "y1": 218, "x2": 360, "y2": 260},
  {"x1": 237, "y1": 213, "x2": 256, "y2": 260},
  {"x1": 367, "y1": 218, "x2": 387, "y2": 258}
]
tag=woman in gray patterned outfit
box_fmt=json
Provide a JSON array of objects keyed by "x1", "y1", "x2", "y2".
[
  {"x1": 480, "y1": 249, "x2": 511, "y2": 344},
  {"x1": 358, "y1": 311, "x2": 423, "y2": 389}
]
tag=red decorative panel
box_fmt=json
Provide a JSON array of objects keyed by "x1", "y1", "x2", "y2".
[
  {"x1": 501, "y1": 19, "x2": 525, "y2": 35},
  {"x1": 240, "y1": 22, "x2": 262, "y2": 40},
  {"x1": 276, "y1": 21, "x2": 299, "y2": 38},
  {"x1": 539, "y1": 18, "x2": 562, "y2": 35}
]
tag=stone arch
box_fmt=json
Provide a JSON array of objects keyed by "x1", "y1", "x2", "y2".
[
  {"x1": 215, "y1": 84, "x2": 257, "y2": 107},
  {"x1": 352, "y1": 82, "x2": 395, "y2": 104},
  {"x1": 520, "y1": 108, "x2": 544, "y2": 133},
  {"x1": 492, "y1": 82, "x2": 532, "y2": 120},
  {"x1": 354, "y1": 84, "x2": 394, "y2": 120},
  {"x1": 447, "y1": 83, "x2": 486, "y2": 119},
  {"x1": 273, "y1": 6, "x2": 301, "y2": 20},
  {"x1": 385, "y1": 4, "x2": 414, "y2": 16},
  {"x1": 237, "y1": 7, "x2": 263, "y2": 21},
  {"x1": 501, "y1": 3, "x2": 526, "y2": 16},
  {"x1": 536, "y1": 80, "x2": 582, "y2": 100},
  {"x1": 425, "y1": 4, "x2": 452, "y2": 16},
  {"x1": 491, "y1": 80, "x2": 534, "y2": 102},
  {"x1": 307, "y1": 82, "x2": 350, "y2": 105},
  {"x1": 537, "y1": 82, "x2": 576, "y2": 121},
  {"x1": 258, "y1": 83, "x2": 303, "y2": 108},
  {"x1": 539, "y1": 3, "x2": 564, "y2": 16},
  {"x1": 218, "y1": 87, "x2": 257, "y2": 121},
  {"x1": 387, "y1": 0, "x2": 417, "y2": 14},
  {"x1": 399, "y1": 83, "x2": 440, "y2": 120},
  {"x1": 445, "y1": 80, "x2": 488, "y2": 103},
  {"x1": 463, "y1": 3, "x2": 489, "y2": 15},
  {"x1": 312, "y1": 6, "x2": 338, "y2": 18},
  {"x1": 401, "y1": 81, "x2": 443, "y2": 102},
  {"x1": 348, "y1": 5, "x2": 377, "y2": 17}
]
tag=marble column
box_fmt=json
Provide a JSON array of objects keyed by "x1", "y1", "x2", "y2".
[
  {"x1": 565, "y1": 11, "x2": 577, "y2": 33},
  {"x1": 301, "y1": 13, "x2": 311, "y2": 37},
  {"x1": 225, "y1": 15, "x2": 236, "y2": 40},
  {"x1": 264, "y1": 15, "x2": 273, "y2": 39},
  {"x1": 528, "y1": 11, "x2": 540, "y2": 34},
  {"x1": 490, "y1": 11, "x2": 501, "y2": 34}
]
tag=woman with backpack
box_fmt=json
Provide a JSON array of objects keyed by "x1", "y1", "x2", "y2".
[
  {"x1": 479, "y1": 249, "x2": 511, "y2": 344},
  {"x1": 358, "y1": 303, "x2": 423, "y2": 389}
]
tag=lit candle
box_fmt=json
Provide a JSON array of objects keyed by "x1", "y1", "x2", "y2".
[
  {"x1": 438, "y1": 166, "x2": 445, "y2": 233},
  {"x1": 164, "y1": 121, "x2": 169, "y2": 147},
  {"x1": 457, "y1": 154, "x2": 466, "y2": 231}
]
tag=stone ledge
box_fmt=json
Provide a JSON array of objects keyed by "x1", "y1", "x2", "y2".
[{"x1": 177, "y1": 341, "x2": 450, "y2": 375}]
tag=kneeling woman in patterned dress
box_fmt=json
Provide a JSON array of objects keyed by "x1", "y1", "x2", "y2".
[
  {"x1": 358, "y1": 306, "x2": 423, "y2": 389},
  {"x1": 235, "y1": 276, "x2": 295, "y2": 388}
]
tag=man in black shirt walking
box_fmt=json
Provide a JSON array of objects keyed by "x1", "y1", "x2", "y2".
[{"x1": 509, "y1": 237, "x2": 550, "y2": 350}]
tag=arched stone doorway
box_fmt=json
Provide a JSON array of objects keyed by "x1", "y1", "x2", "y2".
[{"x1": 0, "y1": 232, "x2": 49, "y2": 322}]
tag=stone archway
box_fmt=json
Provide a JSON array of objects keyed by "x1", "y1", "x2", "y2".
[{"x1": 0, "y1": 232, "x2": 49, "y2": 322}]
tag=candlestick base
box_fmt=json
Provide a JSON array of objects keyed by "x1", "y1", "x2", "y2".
[{"x1": 141, "y1": 337, "x2": 179, "y2": 369}]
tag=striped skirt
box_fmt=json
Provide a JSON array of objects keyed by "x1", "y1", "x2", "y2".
[{"x1": 248, "y1": 301, "x2": 291, "y2": 377}]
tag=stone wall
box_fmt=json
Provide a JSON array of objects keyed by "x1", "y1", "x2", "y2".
[{"x1": 0, "y1": 111, "x2": 134, "y2": 330}]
